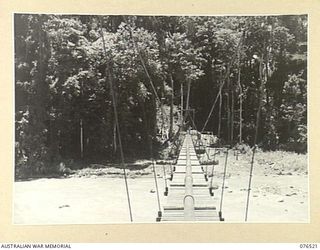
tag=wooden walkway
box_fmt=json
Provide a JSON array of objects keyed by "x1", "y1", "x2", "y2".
[{"x1": 160, "y1": 133, "x2": 221, "y2": 222}]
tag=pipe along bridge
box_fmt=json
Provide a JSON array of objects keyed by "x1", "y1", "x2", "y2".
[{"x1": 159, "y1": 132, "x2": 223, "y2": 222}]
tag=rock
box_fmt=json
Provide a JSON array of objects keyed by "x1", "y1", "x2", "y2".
[
  {"x1": 278, "y1": 199, "x2": 284, "y2": 202},
  {"x1": 59, "y1": 205, "x2": 70, "y2": 209},
  {"x1": 286, "y1": 192, "x2": 297, "y2": 196},
  {"x1": 150, "y1": 189, "x2": 155, "y2": 193},
  {"x1": 57, "y1": 162, "x2": 74, "y2": 175}
]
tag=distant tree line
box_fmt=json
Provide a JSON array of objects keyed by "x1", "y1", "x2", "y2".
[{"x1": 14, "y1": 14, "x2": 307, "y2": 176}]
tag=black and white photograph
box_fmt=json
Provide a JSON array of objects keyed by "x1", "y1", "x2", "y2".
[{"x1": 14, "y1": 14, "x2": 308, "y2": 224}]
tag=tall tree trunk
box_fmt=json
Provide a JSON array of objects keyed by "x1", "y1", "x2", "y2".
[
  {"x1": 140, "y1": 100, "x2": 149, "y2": 153},
  {"x1": 254, "y1": 54, "x2": 266, "y2": 145},
  {"x1": 217, "y1": 71, "x2": 223, "y2": 138},
  {"x1": 80, "y1": 79, "x2": 84, "y2": 159},
  {"x1": 35, "y1": 15, "x2": 52, "y2": 169},
  {"x1": 169, "y1": 74, "x2": 174, "y2": 138},
  {"x1": 238, "y1": 80, "x2": 243, "y2": 144},
  {"x1": 80, "y1": 119, "x2": 84, "y2": 159},
  {"x1": 218, "y1": 91, "x2": 222, "y2": 138},
  {"x1": 230, "y1": 81, "x2": 234, "y2": 145},
  {"x1": 112, "y1": 78, "x2": 118, "y2": 155},
  {"x1": 226, "y1": 64, "x2": 231, "y2": 143},
  {"x1": 180, "y1": 82, "x2": 184, "y2": 127},
  {"x1": 238, "y1": 54, "x2": 243, "y2": 144},
  {"x1": 113, "y1": 119, "x2": 117, "y2": 154}
]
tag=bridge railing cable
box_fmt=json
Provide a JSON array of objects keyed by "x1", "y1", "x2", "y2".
[
  {"x1": 245, "y1": 145, "x2": 257, "y2": 221},
  {"x1": 99, "y1": 17, "x2": 133, "y2": 222}
]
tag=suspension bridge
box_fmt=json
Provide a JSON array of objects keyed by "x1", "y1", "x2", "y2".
[
  {"x1": 98, "y1": 23, "x2": 240, "y2": 222},
  {"x1": 158, "y1": 131, "x2": 224, "y2": 222}
]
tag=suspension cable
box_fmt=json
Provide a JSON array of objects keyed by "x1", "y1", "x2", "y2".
[
  {"x1": 99, "y1": 17, "x2": 133, "y2": 222},
  {"x1": 163, "y1": 164, "x2": 168, "y2": 195},
  {"x1": 201, "y1": 36, "x2": 244, "y2": 133},
  {"x1": 148, "y1": 135, "x2": 162, "y2": 219},
  {"x1": 187, "y1": 102, "x2": 212, "y2": 177},
  {"x1": 201, "y1": 79, "x2": 225, "y2": 133},
  {"x1": 188, "y1": 110, "x2": 198, "y2": 131},
  {"x1": 219, "y1": 148, "x2": 229, "y2": 220},
  {"x1": 153, "y1": 160, "x2": 162, "y2": 215},
  {"x1": 188, "y1": 113, "x2": 212, "y2": 166},
  {"x1": 120, "y1": 16, "x2": 163, "y2": 219},
  {"x1": 209, "y1": 148, "x2": 217, "y2": 190},
  {"x1": 123, "y1": 16, "x2": 167, "y2": 135},
  {"x1": 245, "y1": 53, "x2": 266, "y2": 221},
  {"x1": 245, "y1": 145, "x2": 256, "y2": 221},
  {"x1": 169, "y1": 160, "x2": 173, "y2": 180}
]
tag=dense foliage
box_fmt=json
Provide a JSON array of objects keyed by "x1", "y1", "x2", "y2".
[{"x1": 14, "y1": 14, "x2": 307, "y2": 176}]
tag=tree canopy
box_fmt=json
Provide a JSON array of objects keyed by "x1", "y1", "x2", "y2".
[{"x1": 14, "y1": 14, "x2": 307, "y2": 177}]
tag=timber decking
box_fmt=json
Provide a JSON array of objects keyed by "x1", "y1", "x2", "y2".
[{"x1": 160, "y1": 133, "x2": 221, "y2": 222}]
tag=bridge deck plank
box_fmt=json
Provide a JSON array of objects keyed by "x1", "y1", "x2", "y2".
[{"x1": 160, "y1": 134, "x2": 220, "y2": 222}]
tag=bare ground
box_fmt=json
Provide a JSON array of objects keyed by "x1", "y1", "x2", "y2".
[{"x1": 14, "y1": 150, "x2": 308, "y2": 224}]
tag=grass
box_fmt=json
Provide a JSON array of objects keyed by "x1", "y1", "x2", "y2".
[
  {"x1": 254, "y1": 150, "x2": 307, "y2": 175},
  {"x1": 212, "y1": 149, "x2": 308, "y2": 176}
]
